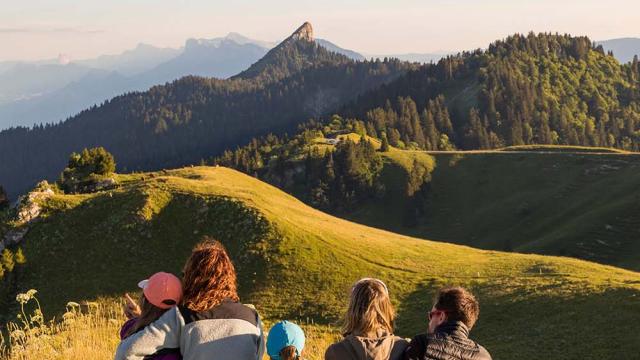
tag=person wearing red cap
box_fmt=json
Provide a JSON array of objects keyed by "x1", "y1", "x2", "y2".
[
  {"x1": 115, "y1": 238, "x2": 264, "y2": 360},
  {"x1": 120, "y1": 272, "x2": 183, "y2": 360}
]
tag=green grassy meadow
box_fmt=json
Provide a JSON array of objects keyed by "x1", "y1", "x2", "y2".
[
  {"x1": 346, "y1": 150, "x2": 640, "y2": 272},
  {"x1": 3, "y1": 166, "x2": 639, "y2": 359}
]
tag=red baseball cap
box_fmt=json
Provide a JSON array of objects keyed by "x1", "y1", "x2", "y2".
[{"x1": 138, "y1": 272, "x2": 183, "y2": 309}]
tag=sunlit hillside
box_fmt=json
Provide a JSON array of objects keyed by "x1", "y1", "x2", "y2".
[{"x1": 1, "y1": 166, "x2": 638, "y2": 359}]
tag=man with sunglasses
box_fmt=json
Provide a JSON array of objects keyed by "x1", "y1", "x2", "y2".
[{"x1": 404, "y1": 286, "x2": 491, "y2": 360}]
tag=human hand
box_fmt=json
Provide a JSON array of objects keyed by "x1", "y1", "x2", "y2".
[{"x1": 123, "y1": 293, "x2": 141, "y2": 319}]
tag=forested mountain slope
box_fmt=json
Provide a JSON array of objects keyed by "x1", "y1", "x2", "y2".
[
  {"x1": 0, "y1": 23, "x2": 413, "y2": 197},
  {"x1": 213, "y1": 115, "x2": 640, "y2": 271},
  {"x1": 340, "y1": 33, "x2": 640, "y2": 152}
]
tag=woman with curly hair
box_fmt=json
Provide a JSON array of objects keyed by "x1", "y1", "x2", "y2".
[{"x1": 115, "y1": 237, "x2": 264, "y2": 360}]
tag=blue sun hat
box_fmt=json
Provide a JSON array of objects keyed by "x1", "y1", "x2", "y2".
[{"x1": 267, "y1": 321, "x2": 306, "y2": 360}]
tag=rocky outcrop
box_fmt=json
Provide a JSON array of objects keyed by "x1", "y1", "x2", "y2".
[
  {"x1": 15, "y1": 184, "x2": 54, "y2": 224},
  {"x1": 1, "y1": 181, "x2": 55, "y2": 248},
  {"x1": 2, "y1": 228, "x2": 28, "y2": 248},
  {"x1": 289, "y1": 22, "x2": 314, "y2": 42},
  {"x1": 78, "y1": 177, "x2": 117, "y2": 193}
]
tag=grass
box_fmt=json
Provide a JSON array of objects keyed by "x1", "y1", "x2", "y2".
[
  {"x1": 499, "y1": 144, "x2": 632, "y2": 153},
  {"x1": 2, "y1": 166, "x2": 640, "y2": 359},
  {"x1": 346, "y1": 151, "x2": 640, "y2": 272},
  {"x1": 1, "y1": 291, "x2": 339, "y2": 360}
]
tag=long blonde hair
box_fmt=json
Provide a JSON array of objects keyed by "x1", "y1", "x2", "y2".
[{"x1": 341, "y1": 278, "x2": 395, "y2": 337}]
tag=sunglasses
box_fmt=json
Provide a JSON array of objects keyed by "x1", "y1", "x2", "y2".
[{"x1": 428, "y1": 309, "x2": 446, "y2": 321}]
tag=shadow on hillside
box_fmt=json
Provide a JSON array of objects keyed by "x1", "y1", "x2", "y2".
[{"x1": 13, "y1": 187, "x2": 272, "y2": 317}]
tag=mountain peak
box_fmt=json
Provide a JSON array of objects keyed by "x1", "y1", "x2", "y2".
[{"x1": 289, "y1": 22, "x2": 314, "y2": 42}]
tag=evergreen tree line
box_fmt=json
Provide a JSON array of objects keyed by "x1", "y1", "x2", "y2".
[
  {"x1": 0, "y1": 248, "x2": 26, "y2": 280},
  {"x1": 342, "y1": 33, "x2": 640, "y2": 151},
  {"x1": 0, "y1": 186, "x2": 8, "y2": 209},
  {"x1": 214, "y1": 117, "x2": 388, "y2": 212},
  {"x1": 0, "y1": 38, "x2": 412, "y2": 198},
  {"x1": 4, "y1": 32, "x2": 640, "y2": 199}
]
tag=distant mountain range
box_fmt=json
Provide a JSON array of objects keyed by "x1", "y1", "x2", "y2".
[
  {"x1": 0, "y1": 32, "x2": 366, "y2": 130},
  {"x1": 75, "y1": 43, "x2": 181, "y2": 76},
  {"x1": 597, "y1": 37, "x2": 640, "y2": 63},
  {"x1": 0, "y1": 22, "x2": 413, "y2": 197}
]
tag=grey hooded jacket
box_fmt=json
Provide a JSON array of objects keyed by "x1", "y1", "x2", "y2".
[
  {"x1": 325, "y1": 330, "x2": 409, "y2": 360},
  {"x1": 115, "y1": 300, "x2": 264, "y2": 360}
]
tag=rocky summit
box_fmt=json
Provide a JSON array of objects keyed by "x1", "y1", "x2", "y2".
[{"x1": 289, "y1": 21, "x2": 314, "y2": 42}]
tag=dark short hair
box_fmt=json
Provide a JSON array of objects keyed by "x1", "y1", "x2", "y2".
[{"x1": 434, "y1": 286, "x2": 480, "y2": 329}]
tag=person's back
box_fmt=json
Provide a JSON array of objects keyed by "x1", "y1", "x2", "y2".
[
  {"x1": 115, "y1": 239, "x2": 265, "y2": 360},
  {"x1": 178, "y1": 301, "x2": 262, "y2": 359},
  {"x1": 325, "y1": 278, "x2": 408, "y2": 360},
  {"x1": 403, "y1": 287, "x2": 491, "y2": 360},
  {"x1": 325, "y1": 329, "x2": 407, "y2": 360},
  {"x1": 403, "y1": 321, "x2": 490, "y2": 360}
]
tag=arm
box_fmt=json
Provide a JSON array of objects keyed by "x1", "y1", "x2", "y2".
[
  {"x1": 403, "y1": 335, "x2": 426, "y2": 360},
  {"x1": 256, "y1": 313, "x2": 265, "y2": 360},
  {"x1": 114, "y1": 307, "x2": 183, "y2": 360},
  {"x1": 324, "y1": 344, "x2": 337, "y2": 360}
]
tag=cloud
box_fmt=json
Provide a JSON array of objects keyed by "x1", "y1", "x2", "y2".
[{"x1": 0, "y1": 26, "x2": 104, "y2": 34}]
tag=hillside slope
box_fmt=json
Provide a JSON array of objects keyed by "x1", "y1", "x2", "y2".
[
  {"x1": 6, "y1": 166, "x2": 640, "y2": 359},
  {"x1": 344, "y1": 150, "x2": 640, "y2": 272}
]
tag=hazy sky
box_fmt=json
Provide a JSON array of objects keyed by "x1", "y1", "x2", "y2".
[{"x1": 1, "y1": 0, "x2": 639, "y2": 62}]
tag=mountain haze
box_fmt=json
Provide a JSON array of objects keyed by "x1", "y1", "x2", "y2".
[
  {"x1": 75, "y1": 43, "x2": 181, "y2": 76},
  {"x1": 598, "y1": 37, "x2": 640, "y2": 64},
  {"x1": 0, "y1": 34, "x2": 272, "y2": 130},
  {"x1": 0, "y1": 23, "x2": 412, "y2": 197}
]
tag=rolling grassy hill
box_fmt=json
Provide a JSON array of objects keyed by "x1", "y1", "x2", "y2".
[
  {"x1": 4, "y1": 166, "x2": 640, "y2": 359},
  {"x1": 344, "y1": 150, "x2": 640, "y2": 272}
]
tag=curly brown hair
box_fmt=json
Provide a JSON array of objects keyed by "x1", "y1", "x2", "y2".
[{"x1": 181, "y1": 237, "x2": 239, "y2": 312}]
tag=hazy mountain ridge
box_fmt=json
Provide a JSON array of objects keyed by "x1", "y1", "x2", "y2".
[
  {"x1": 75, "y1": 43, "x2": 181, "y2": 76},
  {"x1": 0, "y1": 30, "x2": 366, "y2": 130},
  {"x1": 0, "y1": 34, "x2": 269, "y2": 130},
  {"x1": 597, "y1": 37, "x2": 640, "y2": 63},
  {"x1": 0, "y1": 23, "x2": 413, "y2": 198}
]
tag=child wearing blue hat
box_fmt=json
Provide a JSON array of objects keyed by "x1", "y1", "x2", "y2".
[{"x1": 267, "y1": 321, "x2": 306, "y2": 360}]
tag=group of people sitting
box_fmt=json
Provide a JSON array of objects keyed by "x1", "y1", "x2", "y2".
[{"x1": 115, "y1": 238, "x2": 491, "y2": 360}]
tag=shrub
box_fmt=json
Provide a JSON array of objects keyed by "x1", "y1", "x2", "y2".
[{"x1": 59, "y1": 147, "x2": 116, "y2": 193}]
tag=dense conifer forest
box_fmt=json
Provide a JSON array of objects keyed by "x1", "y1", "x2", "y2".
[
  {"x1": 2, "y1": 32, "x2": 640, "y2": 198},
  {"x1": 0, "y1": 28, "x2": 412, "y2": 197}
]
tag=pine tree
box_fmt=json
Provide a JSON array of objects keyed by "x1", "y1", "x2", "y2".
[
  {"x1": 15, "y1": 248, "x2": 26, "y2": 265},
  {"x1": 380, "y1": 134, "x2": 390, "y2": 152},
  {"x1": 1, "y1": 249, "x2": 15, "y2": 273},
  {"x1": 0, "y1": 185, "x2": 8, "y2": 209},
  {"x1": 388, "y1": 128, "x2": 401, "y2": 147}
]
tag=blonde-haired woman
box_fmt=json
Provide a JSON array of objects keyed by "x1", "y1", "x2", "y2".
[{"x1": 325, "y1": 278, "x2": 408, "y2": 360}]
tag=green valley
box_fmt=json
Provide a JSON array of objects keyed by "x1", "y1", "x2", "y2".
[
  {"x1": 3, "y1": 166, "x2": 639, "y2": 359},
  {"x1": 345, "y1": 150, "x2": 640, "y2": 272}
]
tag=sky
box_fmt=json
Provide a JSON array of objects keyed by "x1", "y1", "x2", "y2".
[{"x1": 1, "y1": 0, "x2": 639, "y2": 62}]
